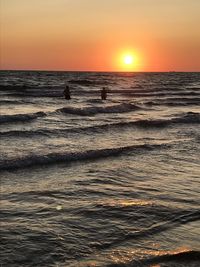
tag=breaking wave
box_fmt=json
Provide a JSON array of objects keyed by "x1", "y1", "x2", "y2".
[
  {"x1": 0, "y1": 143, "x2": 169, "y2": 171},
  {"x1": 0, "y1": 111, "x2": 46, "y2": 124},
  {"x1": 57, "y1": 103, "x2": 141, "y2": 116}
]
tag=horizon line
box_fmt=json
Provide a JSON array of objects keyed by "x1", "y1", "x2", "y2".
[{"x1": 0, "y1": 69, "x2": 200, "y2": 73}]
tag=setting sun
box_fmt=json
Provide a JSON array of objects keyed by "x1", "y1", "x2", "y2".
[
  {"x1": 1, "y1": 1, "x2": 200, "y2": 266},
  {"x1": 115, "y1": 51, "x2": 141, "y2": 71},
  {"x1": 124, "y1": 55, "x2": 134, "y2": 65}
]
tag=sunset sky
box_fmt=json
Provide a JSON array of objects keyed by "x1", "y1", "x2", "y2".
[{"x1": 1, "y1": 0, "x2": 200, "y2": 71}]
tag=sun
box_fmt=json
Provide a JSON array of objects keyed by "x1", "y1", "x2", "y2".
[
  {"x1": 120, "y1": 52, "x2": 137, "y2": 70},
  {"x1": 115, "y1": 50, "x2": 142, "y2": 71},
  {"x1": 124, "y1": 55, "x2": 134, "y2": 65}
]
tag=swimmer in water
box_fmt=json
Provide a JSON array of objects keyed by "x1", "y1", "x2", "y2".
[
  {"x1": 63, "y1": 85, "x2": 71, "y2": 100},
  {"x1": 101, "y1": 87, "x2": 107, "y2": 100}
]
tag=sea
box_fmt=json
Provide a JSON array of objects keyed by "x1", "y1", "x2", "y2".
[{"x1": 0, "y1": 71, "x2": 200, "y2": 267}]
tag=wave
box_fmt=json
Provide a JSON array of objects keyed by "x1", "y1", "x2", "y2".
[
  {"x1": 0, "y1": 111, "x2": 46, "y2": 124},
  {"x1": 143, "y1": 250, "x2": 200, "y2": 265},
  {"x1": 3, "y1": 91, "x2": 62, "y2": 98},
  {"x1": 68, "y1": 79, "x2": 107, "y2": 86},
  {"x1": 133, "y1": 112, "x2": 200, "y2": 126},
  {"x1": 92, "y1": 208, "x2": 200, "y2": 251},
  {"x1": 108, "y1": 250, "x2": 200, "y2": 267},
  {"x1": 0, "y1": 85, "x2": 28, "y2": 91},
  {"x1": 57, "y1": 103, "x2": 141, "y2": 116},
  {"x1": 0, "y1": 143, "x2": 169, "y2": 171},
  {"x1": 1, "y1": 112, "x2": 199, "y2": 137},
  {"x1": 0, "y1": 99, "x2": 21, "y2": 105},
  {"x1": 0, "y1": 85, "x2": 63, "y2": 97},
  {"x1": 0, "y1": 128, "x2": 55, "y2": 137},
  {"x1": 0, "y1": 99, "x2": 25, "y2": 105},
  {"x1": 116, "y1": 90, "x2": 200, "y2": 97},
  {"x1": 0, "y1": 98, "x2": 36, "y2": 105},
  {"x1": 134, "y1": 112, "x2": 200, "y2": 126},
  {"x1": 172, "y1": 112, "x2": 200, "y2": 123},
  {"x1": 145, "y1": 99, "x2": 200, "y2": 106}
]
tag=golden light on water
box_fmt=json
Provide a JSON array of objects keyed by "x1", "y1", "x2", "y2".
[
  {"x1": 56, "y1": 205, "x2": 62, "y2": 211},
  {"x1": 106, "y1": 246, "x2": 192, "y2": 266},
  {"x1": 101, "y1": 199, "x2": 153, "y2": 207}
]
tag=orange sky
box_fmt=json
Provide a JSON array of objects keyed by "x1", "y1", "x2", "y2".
[{"x1": 1, "y1": 0, "x2": 200, "y2": 71}]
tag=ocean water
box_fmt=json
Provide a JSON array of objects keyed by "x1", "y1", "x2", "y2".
[{"x1": 0, "y1": 71, "x2": 200, "y2": 267}]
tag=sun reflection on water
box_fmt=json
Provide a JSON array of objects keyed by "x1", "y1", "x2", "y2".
[{"x1": 101, "y1": 199, "x2": 153, "y2": 207}]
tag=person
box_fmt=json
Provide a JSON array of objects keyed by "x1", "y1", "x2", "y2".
[
  {"x1": 63, "y1": 85, "x2": 71, "y2": 100},
  {"x1": 101, "y1": 87, "x2": 107, "y2": 100}
]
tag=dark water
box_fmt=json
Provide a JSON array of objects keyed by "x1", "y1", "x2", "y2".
[{"x1": 0, "y1": 71, "x2": 200, "y2": 267}]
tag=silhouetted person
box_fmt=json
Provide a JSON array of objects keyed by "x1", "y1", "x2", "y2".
[
  {"x1": 101, "y1": 87, "x2": 107, "y2": 100},
  {"x1": 63, "y1": 85, "x2": 71, "y2": 100}
]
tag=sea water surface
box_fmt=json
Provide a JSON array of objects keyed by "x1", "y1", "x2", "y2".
[{"x1": 0, "y1": 71, "x2": 200, "y2": 267}]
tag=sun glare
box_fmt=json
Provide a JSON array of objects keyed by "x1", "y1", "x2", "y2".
[
  {"x1": 114, "y1": 50, "x2": 142, "y2": 71},
  {"x1": 119, "y1": 52, "x2": 138, "y2": 70},
  {"x1": 124, "y1": 55, "x2": 134, "y2": 65}
]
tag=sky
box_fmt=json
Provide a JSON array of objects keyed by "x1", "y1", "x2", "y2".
[{"x1": 1, "y1": 0, "x2": 200, "y2": 71}]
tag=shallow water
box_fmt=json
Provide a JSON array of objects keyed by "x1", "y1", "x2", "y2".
[{"x1": 0, "y1": 71, "x2": 200, "y2": 266}]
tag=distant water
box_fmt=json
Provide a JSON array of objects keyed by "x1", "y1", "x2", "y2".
[{"x1": 0, "y1": 71, "x2": 200, "y2": 267}]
